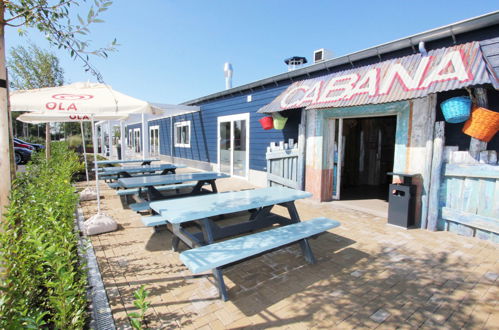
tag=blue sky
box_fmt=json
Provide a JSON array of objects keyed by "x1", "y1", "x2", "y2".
[{"x1": 5, "y1": 1, "x2": 499, "y2": 104}]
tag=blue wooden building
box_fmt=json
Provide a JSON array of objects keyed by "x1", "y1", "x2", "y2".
[{"x1": 124, "y1": 12, "x2": 499, "y2": 242}]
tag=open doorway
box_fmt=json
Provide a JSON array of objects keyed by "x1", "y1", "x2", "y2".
[{"x1": 340, "y1": 116, "x2": 396, "y2": 201}]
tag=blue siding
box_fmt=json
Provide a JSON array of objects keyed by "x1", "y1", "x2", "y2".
[
  {"x1": 193, "y1": 85, "x2": 298, "y2": 171},
  {"x1": 149, "y1": 112, "x2": 210, "y2": 162},
  {"x1": 140, "y1": 86, "x2": 298, "y2": 171}
]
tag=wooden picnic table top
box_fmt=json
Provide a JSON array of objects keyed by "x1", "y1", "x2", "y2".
[
  {"x1": 149, "y1": 186, "x2": 312, "y2": 224},
  {"x1": 94, "y1": 158, "x2": 160, "y2": 165},
  {"x1": 118, "y1": 171, "x2": 229, "y2": 189}
]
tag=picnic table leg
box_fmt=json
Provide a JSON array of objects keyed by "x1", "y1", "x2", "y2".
[
  {"x1": 210, "y1": 180, "x2": 218, "y2": 193},
  {"x1": 213, "y1": 268, "x2": 229, "y2": 301},
  {"x1": 199, "y1": 218, "x2": 215, "y2": 244},
  {"x1": 147, "y1": 186, "x2": 164, "y2": 201},
  {"x1": 160, "y1": 168, "x2": 176, "y2": 175},
  {"x1": 171, "y1": 224, "x2": 204, "y2": 250},
  {"x1": 282, "y1": 201, "x2": 317, "y2": 264},
  {"x1": 172, "y1": 236, "x2": 180, "y2": 252}
]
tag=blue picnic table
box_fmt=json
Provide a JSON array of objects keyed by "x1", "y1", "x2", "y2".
[
  {"x1": 118, "y1": 171, "x2": 230, "y2": 201},
  {"x1": 146, "y1": 186, "x2": 340, "y2": 301},
  {"x1": 148, "y1": 186, "x2": 312, "y2": 248},
  {"x1": 94, "y1": 158, "x2": 160, "y2": 166}
]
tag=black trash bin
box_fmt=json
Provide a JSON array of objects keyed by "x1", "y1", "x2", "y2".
[
  {"x1": 117, "y1": 145, "x2": 122, "y2": 160},
  {"x1": 387, "y1": 173, "x2": 418, "y2": 228}
]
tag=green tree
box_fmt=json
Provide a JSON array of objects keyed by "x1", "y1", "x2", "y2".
[
  {"x1": 8, "y1": 43, "x2": 64, "y2": 90},
  {"x1": 8, "y1": 43, "x2": 65, "y2": 154},
  {"x1": 0, "y1": 0, "x2": 117, "y2": 224}
]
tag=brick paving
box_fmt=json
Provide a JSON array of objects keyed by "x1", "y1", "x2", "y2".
[{"x1": 79, "y1": 171, "x2": 499, "y2": 329}]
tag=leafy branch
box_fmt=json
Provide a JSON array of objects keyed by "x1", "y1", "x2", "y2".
[{"x1": 3, "y1": 0, "x2": 119, "y2": 83}]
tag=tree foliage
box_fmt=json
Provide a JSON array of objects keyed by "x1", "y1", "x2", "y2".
[
  {"x1": 7, "y1": 43, "x2": 69, "y2": 139},
  {"x1": 3, "y1": 0, "x2": 118, "y2": 82},
  {"x1": 8, "y1": 43, "x2": 64, "y2": 90}
]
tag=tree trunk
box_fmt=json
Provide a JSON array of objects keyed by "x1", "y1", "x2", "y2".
[{"x1": 0, "y1": 4, "x2": 13, "y2": 226}]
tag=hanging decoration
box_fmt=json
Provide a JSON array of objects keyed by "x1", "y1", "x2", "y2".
[
  {"x1": 462, "y1": 106, "x2": 499, "y2": 142},
  {"x1": 259, "y1": 116, "x2": 274, "y2": 130},
  {"x1": 272, "y1": 112, "x2": 288, "y2": 130},
  {"x1": 440, "y1": 96, "x2": 472, "y2": 123}
]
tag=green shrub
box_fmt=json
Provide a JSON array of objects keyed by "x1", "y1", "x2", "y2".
[{"x1": 0, "y1": 142, "x2": 87, "y2": 328}]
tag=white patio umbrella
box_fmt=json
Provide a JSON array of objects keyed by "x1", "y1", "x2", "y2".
[{"x1": 11, "y1": 82, "x2": 162, "y2": 235}]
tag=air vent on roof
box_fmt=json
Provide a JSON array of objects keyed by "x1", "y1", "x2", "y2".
[
  {"x1": 284, "y1": 56, "x2": 307, "y2": 72},
  {"x1": 313, "y1": 48, "x2": 333, "y2": 63}
]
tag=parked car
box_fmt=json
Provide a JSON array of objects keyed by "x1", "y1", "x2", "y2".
[
  {"x1": 14, "y1": 138, "x2": 44, "y2": 151},
  {"x1": 14, "y1": 147, "x2": 32, "y2": 165},
  {"x1": 14, "y1": 140, "x2": 34, "y2": 150}
]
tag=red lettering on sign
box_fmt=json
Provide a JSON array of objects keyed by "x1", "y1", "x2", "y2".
[
  {"x1": 69, "y1": 115, "x2": 90, "y2": 120},
  {"x1": 46, "y1": 102, "x2": 57, "y2": 110},
  {"x1": 67, "y1": 103, "x2": 77, "y2": 111}
]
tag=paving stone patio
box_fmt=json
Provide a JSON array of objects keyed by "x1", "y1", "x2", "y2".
[{"x1": 79, "y1": 170, "x2": 498, "y2": 329}]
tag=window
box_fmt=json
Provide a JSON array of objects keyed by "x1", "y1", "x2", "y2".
[
  {"x1": 149, "y1": 125, "x2": 160, "y2": 156},
  {"x1": 174, "y1": 121, "x2": 190, "y2": 147}
]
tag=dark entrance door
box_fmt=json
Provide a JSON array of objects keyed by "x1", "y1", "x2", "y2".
[{"x1": 341, "y1": 116, "x2": 397, "y2": 200}]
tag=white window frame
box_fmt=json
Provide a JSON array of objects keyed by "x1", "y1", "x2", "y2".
[
  {"x1": 174, "y1": 120, "x2": 191, "y2": 148},
  {"x1": 149, "y1": 125, "x2": 160, "y2": 156}
]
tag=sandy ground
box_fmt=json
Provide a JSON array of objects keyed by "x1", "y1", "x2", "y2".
[{"x1": 78, "y1": 168, "x2": 498, "y2": 329}]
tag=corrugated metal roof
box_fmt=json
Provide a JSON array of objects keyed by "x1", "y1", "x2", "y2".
[
  {"x1": 480, "y1": 37, "x2": 499, "y2": 89},
  {"x1": 258, "y1": 41, "x2": 497, "y2": 113}
]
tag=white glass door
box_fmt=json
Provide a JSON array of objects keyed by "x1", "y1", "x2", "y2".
[
  {"x1": 133, "y1": 128, "x2": 141, "y2": 153},
  {"x1": 149, "y1": 125, "x2": 160, "y2": 156},
  {"x1": 217, "y1": 113, "x2": 249, "y2": 178}
]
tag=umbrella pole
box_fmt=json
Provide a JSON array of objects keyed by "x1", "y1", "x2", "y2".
[
  {"x1": 91, "y1": 116, "x2": 101, "y2": 214},
  {"x1": 80, "y1": 121, "x2": 90, "y2": 185}
]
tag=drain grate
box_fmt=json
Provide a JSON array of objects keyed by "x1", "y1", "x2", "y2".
[{"x1": 76, "y1": 208, "x2": 116, "y2": 330}]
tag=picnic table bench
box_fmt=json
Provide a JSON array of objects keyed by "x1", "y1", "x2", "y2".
[
  {"x1": 180, "y1": 217, "x2": 340, "y2": 301},
  {"x1": 146, "y1": 186, "x2": 341, "y2": 300}
]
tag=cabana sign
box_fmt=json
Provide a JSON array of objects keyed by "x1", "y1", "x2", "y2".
[{"x1": 258, "y1": 42, "x2": 495, "y2": 112}]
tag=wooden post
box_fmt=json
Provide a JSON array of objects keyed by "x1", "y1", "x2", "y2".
[
  {"x1": 0, "y1": 6, "x2": 13, "y2": 225},
  {"x1": 427, "y1": 121, "x2": 445, "y2": 231},
  {"x1": 469, "y1": 88, "x2": 488, "y2": 160},
  {"x1": 420, "y1": 94, "x2": 437, "y2": 229},
  {"x1": 297, "y1": 109, "x2": 307, "y2": 190}
]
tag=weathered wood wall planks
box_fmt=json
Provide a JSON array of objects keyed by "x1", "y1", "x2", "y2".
[
  {"x1": 439, "y1": 154, "x2": 499, "y2": 243},
  {"x1": 266, "y1": 140, "x2": 300, "y2": 189}
]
